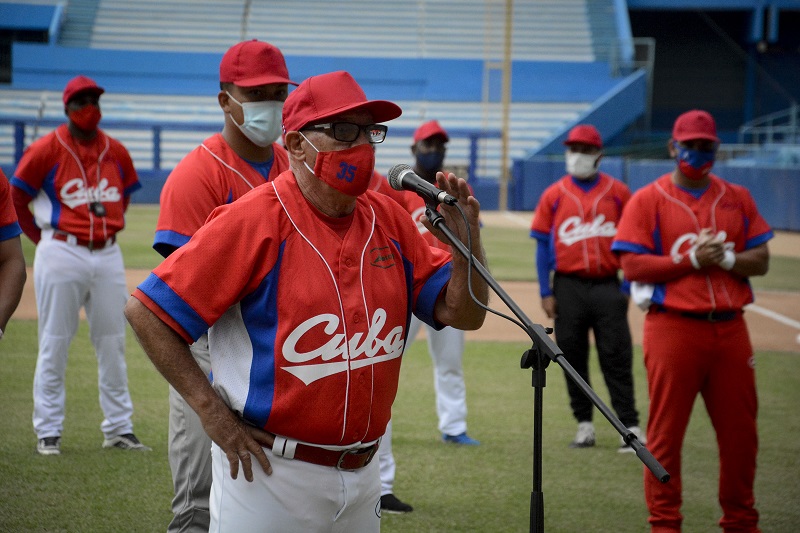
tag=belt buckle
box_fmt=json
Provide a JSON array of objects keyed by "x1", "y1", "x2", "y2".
[
  {"x1": 336, "y1": 445, "x2": 376, "y2": 470},
  {"x1": 707, "y1": 311, "x2": 717, "y2": 323}
]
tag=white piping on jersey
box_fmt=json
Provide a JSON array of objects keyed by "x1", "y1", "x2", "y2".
[
  {"x1": 654, "y1": 180, "x2": 730, "y2": 310},
  {"x1": 274, "y1": 183, "x2": 378, "y2": 443},
  {"x1": 55, "y1": 129, "x2": 110, "y2": 243},
  {"x1": 200, "y1": 142, "x2": 258, "y2": 191},
  {"x1": 558, "y1": 178, "x2": 613, "y2": 273}
]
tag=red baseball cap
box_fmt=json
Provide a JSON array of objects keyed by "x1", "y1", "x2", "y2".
[
  {"x1": 564, "y1": 124, "x2": 603, "y2": 148},
  {"x1": 413, "y1": 120, "x2": 449, "y2": 143},
  {"x1": 672, "y1": 109, "x2": 719, "y2": 142},
  {"x1": 63, "y1": 75, "x2": 104, "y2": 105},
  {"x1": 220, "y1": 39, "x2": 297, "y2": 87},
  {"x1": 282, "y1": 71, "x2": 402, "y2": 134}
]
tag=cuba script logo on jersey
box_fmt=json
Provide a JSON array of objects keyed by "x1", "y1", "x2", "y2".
[
  {"x1": 670, "y1": 230, "x2": 733, "y2": 262},
  {"x1": 61, "y1": 178, "x2": 121, "y2": 209},
  {"x1": 281, "y1": 308, "x2": 405, "y2": 385},
  {"x1": 558, "y1": 215, "x2": 617, "y2": 246}
]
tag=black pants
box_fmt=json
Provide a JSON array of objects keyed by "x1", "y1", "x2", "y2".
[{"x1": 553, "y1": 273, "x2": 639, "y2": 427}]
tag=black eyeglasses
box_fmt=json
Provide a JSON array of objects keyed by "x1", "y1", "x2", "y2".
[{"x1": 305, "y1": 122, "x2": 388, "y2": 144}]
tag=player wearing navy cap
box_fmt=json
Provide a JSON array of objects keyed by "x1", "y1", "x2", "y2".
[{"x1": 530, "y1": 124, "x2": 642, "y2": 451}]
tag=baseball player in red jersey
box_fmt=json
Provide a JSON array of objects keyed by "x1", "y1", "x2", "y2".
[
  {"x1": 125, "y1": 70, "x2": 488, "y2": 532},
  {"x1": 612, "y1": 110, "x2": 772, "y2": 533},
  {"x1": 0, "y1": 170, "x2": 27, "y2": 340},
  {"x1": 153, "y1": 39, "x2": 296, "y2": 533},
  {"x1": 530, "y1": 124, "x2": 641, "y2": 450},
  {"x1": 10, "y1": 75, "x2": 148, "y2": 455},
  {"x1": 377, "y1": 120, "x2": 481, "y2": 514}
]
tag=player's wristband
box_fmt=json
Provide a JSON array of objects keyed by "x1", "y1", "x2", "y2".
[
  {"x1": 719, "y1": 250, "x2": 736, "y2": 271},
  {"x1": 688, "y1": 249, "x2": 702, "y2": 270}
]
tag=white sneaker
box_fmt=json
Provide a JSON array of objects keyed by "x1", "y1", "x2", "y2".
[
  {"x1": 569, "y1": 421, "x2": 596, "y2": 448},
  {"x1": 618, "y1": 426, "x2": 646, "y2": 453}
]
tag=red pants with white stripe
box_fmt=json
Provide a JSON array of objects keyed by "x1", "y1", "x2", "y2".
[{"x1": 643, "y1": 311, "x2": 760, "y2": 533}]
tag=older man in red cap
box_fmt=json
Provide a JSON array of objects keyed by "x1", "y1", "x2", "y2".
[
  {"x1": 11, "y1": 75, "x2": 146, "y2": 457},
  {"x1": 613, "y1": 110, "x2": 771, "y2": 533},
  {"x1": 530, "y1": 123, "x2": 642, "y2": 451},
  {"x1": 125, "y1": 70, "x2": 488, "y2": 531},
  {"x1": 152, "y1": 39, "x2": 296, "y2": 533}
]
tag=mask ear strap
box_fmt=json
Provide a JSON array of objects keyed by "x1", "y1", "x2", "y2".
[{"x1": 299, "y1": 132, "x2": 320, "y2": 154}]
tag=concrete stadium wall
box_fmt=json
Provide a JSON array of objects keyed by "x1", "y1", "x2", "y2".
[{"x1": 511, "y1": 158, "x2": 800, "y2": 231}]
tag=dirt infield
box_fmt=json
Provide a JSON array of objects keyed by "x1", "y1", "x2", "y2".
[{"x1": 12, "y1": 213, "x2": 800, "y2": 354}]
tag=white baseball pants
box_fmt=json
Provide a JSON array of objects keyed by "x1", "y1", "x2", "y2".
[
  {"x1": 32, "y1": 238, "x2": 134, "y2": 439},
  {"x1": 209, "y1": 443, "x2": 381, "y2": 532}
]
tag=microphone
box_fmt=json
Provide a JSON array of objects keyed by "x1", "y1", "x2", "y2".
[{"x1": 388, "y1": 164, "x2": 457, "y2": 206}]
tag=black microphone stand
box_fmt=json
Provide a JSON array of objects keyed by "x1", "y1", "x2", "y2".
[{"x1": 424, "y1": 205, "x2": 670, "y2": 533}]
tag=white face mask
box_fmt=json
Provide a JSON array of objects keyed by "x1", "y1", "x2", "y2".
[
  {"x1": 227, "y1": 92, "x2": 283, "y2": 147},
  {"x1": 565, "y1": 150, "x2": 600, "y2": 179}
]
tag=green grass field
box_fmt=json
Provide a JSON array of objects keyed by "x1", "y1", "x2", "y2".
[{"x1": 3, "y1": 205, "x2": 799, "y2": 532}]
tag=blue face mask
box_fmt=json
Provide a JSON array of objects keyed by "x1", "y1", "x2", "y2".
[
  {"x1": 416, "y1": 151, "x2": 445, "y2": 174},
  {"x1": 675, "y1": 142, "x2": 715, "y2": 180}
]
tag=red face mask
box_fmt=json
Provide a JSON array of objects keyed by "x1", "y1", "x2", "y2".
[
  {"x1": 302, "y1": 135, "x2": 376, "y2": 197},
  {"x1": 68, "y1": 105, "x2": 102, "y2": 132}
]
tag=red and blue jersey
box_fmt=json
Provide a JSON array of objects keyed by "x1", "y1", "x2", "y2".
[
  {"x1": 133, "y1": 171, "x2": 452, "y2": 446},
  {"x1": 612, "y1": 173, "x2": 773, "y2": 312},
  {"x1": 0, "y1": 171, "x2": 22, "y2": 241},
  {"x1": 154, "y1": 133, "x2": 289, "y2": 255},
  {"x1": 11, "y1": 124, "x2": 140, "y2": 242},
  {"x1": 530, "y1": 173, "x2": 630, "y2": 296}
]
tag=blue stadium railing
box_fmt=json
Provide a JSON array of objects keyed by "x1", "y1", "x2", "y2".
[{"x1": 1, "y1": 116, "x2": 502, "y2": 203}]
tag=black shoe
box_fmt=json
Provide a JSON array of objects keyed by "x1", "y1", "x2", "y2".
[
  {"x1": 380, "y1": 493, "x2": 413, "y2": 514},
  {"x1": 102, "y1": 433, "x2": 152, "y2": 451},
  {"x1": 37, "y1": 436, "x2": 61, "y2": 456}
]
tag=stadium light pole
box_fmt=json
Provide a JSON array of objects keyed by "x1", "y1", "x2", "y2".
[{"x1": 499, "y1": 0, "x2": 513, "y2": 211}]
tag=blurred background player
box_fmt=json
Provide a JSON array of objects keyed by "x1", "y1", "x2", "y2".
[
  {"x1": 10, "y1": 75, "x2": 147, "y2": 456},
  {"x1": 613, "y1": 110, "x2": 771, "y2": 533},
  {"x1": 377, "y1": 119, "x2": 480, "y2": 514},
  {"x1": 529, "y1": 124, "x2": 642, "y2": 451},
  {"x1": 0, "y1": 169, "x2": 26, "y2": 340},
  {"x1": 153, "y1": 39, "x2": 296, "y2": 533}
]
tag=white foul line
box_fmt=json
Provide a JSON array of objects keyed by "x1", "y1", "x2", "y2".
[{"x1": 745, "y1": 303, "x2": 800, "y2": 330}]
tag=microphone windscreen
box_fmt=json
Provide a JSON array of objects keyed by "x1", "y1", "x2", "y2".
[{"x1": 387, "y1": 164, "x2": 413, "y2": 191}]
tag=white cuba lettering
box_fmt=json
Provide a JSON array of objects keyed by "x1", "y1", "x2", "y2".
[
  {"x1": 557, "y1": 215, "x2": 617, "y2": 246},
  {"x1": 61, "y1": 178, "x2": 121, "y2": 209},
  {"x1": 670, "y1": 231, "x2": 734, "y2": 262},
  {"x1": 281, "y1": 308, "x2": 405, "y2": 385}
]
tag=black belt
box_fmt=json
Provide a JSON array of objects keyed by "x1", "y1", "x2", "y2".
[
  {"x1": 554, "y1": 272, "x2": 618, "y2": 284},
  {"x1": 652, "y1": 305, "x2": 740, "y2": 323},
  {"x1": 679, "y1": 310, "x2": 741, "y2": 322}
]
